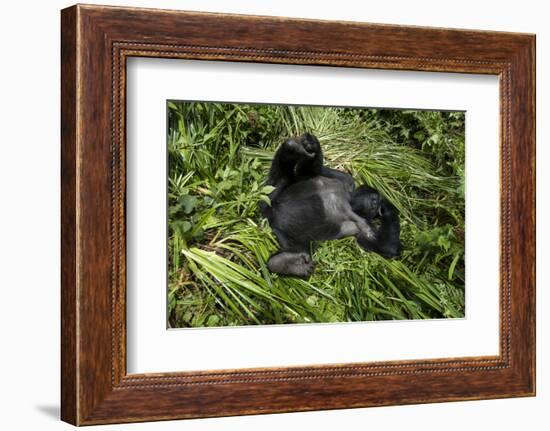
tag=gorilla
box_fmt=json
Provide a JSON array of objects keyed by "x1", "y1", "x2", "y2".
[{"x1": 260, "y1": 133, "x2": 402, "y2": 278}]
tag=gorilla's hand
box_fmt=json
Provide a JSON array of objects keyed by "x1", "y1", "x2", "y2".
[
  {"x1": 379, "y1": 199, "x2": 398, "y2": 220},
  {"x1": 351, "y1": 185, "x2": 381, "y2": 222},
  {"x1": 376, "y1": 199, "x2": 402, "y2": 258}
]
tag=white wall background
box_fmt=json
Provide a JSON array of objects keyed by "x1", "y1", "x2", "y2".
[{"x1": 0, "y1": 0, "x2": 546, "y2": 429}]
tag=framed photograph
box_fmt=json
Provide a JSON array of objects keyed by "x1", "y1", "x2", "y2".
[{"x1": 61, "y1": 4, "x2": 535, "y2": 425}]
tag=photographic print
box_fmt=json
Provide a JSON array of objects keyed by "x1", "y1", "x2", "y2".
[
  {"x1": 167, "y1": 102, "x2": 466, "y2": 328},
  {"x1": 61, "y1": 6, "x2": 536, "y2": 423}
]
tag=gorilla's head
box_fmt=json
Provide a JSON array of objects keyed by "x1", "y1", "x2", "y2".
[{"x1": 351, "y1": 185, "x2": 382, "y2": 222}]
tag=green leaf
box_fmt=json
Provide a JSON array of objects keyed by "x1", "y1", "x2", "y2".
[
  {"x1": 206, "y1": 315, "x2": 221, "y2": 326},
  {"x1": 437, "y1": 235, "x2": 451, "y2": 251},
  {"x1": 306, "y1": 295, "x2": 318, "y2": 307},
  {"x1": 413, "y1": 131, "x2": 426, "y2": 142},
  {"x1": 179, "y1": 221, "x2": 192, "y2": 233},
  {"x1": 179, "y1": 195, "x2": 198, "y2": 214},
  {"x1": 448, "y1": 253, "x2": 461, "y2": 280},
  {"x1": 217, "y1": 180, "x2": 234, "y2": 191},
  {"x1": 259, "y1": 195, "x2": 272, "y2": 206}
]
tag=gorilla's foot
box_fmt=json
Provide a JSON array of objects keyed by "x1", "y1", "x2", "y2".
[{"x1": 267, "y1": 251, "x2": 315, "y2": 278}]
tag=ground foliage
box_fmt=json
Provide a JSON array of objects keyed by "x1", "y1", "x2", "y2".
[{"x1": 167, "y1": 102, "x2": 465, "y2": 327}]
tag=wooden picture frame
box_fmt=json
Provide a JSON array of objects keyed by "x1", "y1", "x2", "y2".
[{"x1": 61, "y1": 4, "x2": 535, "y2": 425}]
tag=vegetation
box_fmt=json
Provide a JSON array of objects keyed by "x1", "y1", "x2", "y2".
[{"x1": 167, "y1": 102, "x2": 465, "y2": 328}]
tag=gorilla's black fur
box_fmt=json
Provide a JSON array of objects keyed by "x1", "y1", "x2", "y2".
[{"x1": 261, "y1": 133, "x2": 402, "y2": 278}]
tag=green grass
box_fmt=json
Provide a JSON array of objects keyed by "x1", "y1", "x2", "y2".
[{"x1": 167, "y1": 102, "x2": 465, "y2": 328}]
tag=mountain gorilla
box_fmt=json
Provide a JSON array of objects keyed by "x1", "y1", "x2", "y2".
[{"x1": 260, "y1": 133, "x2": 402, "y2": 278}]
